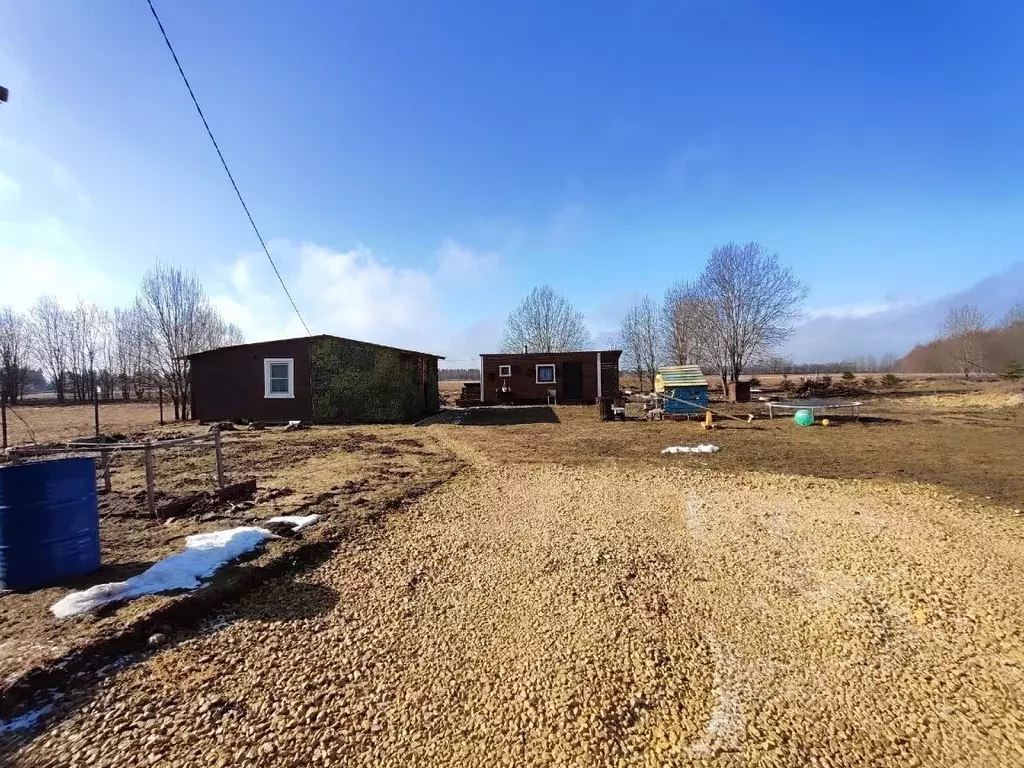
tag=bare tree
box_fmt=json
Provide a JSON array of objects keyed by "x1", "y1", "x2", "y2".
[
  {"x1": 1002, "y1": 301, "x2": 1024, "y2": 328},
  {"x1": 662, "y1": 280, "x2": 707, "y2": 366},
  {"x1": 29, "y1": 296, "x2": 70, "y2": 402},
  {"x1": 223, "y1": 322, "x2": 245, "y2": 347},
  {"x1": 620, "y1": 295, "x2": 660, "y2": 391},
  {"x1": 695, "y1": 242, "x2": 809, "y2": 388},
  {"x1": 500, "y1": 286, "x2": 591, "y2": 353},
  {"x1": 136, "y1": 261, "x2": 242, "y2": 420},
  {"x1": 940, "y1": 304, "x2": 988, "y2": 378},
  {"x1": 0, "y1": 307, "x2": 30, "y2": 405}
]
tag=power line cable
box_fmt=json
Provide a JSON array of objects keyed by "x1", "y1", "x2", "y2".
[{"x1": 144, "y1": 0, "x2": 312, "y2": 336}]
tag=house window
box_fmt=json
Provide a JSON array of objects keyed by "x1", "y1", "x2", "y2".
[
  {"x1": 264, "y1": 358, "x2": 294, "y2": 398},
  {"x1": 498, "y1": 364, "x2": 512, "y2": 377},
  {"x1": 535, "y1": 364, "x2": 556, "y2": 384}
]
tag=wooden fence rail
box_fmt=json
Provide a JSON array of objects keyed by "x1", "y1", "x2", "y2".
[{"x1": 4, "y1": 429, "x2": 227, "y2": 518}]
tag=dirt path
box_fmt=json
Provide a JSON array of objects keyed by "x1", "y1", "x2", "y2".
[{"x1": 9, "y1": 456, "x2": 1024, "y2": 766}]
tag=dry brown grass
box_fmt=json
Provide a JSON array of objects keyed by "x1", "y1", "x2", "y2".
[
  {"x1": 3, "y1": 401, "x2": 167, "y2": 446},
  {"x1": 424, "y1": 396, "x2": 1024, "y2": 508}
]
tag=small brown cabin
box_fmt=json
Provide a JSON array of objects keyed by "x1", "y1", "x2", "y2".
[
  {"x1": 478, "y1": 350, "x2": 621, "y2": 405},
  {"x1": 187, "y1": 335, "x2": 443, "y2": 424}
]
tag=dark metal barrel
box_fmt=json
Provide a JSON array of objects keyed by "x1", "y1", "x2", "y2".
[{"x1": 0, "y1": 458, "x2": 100, "y2": 591}]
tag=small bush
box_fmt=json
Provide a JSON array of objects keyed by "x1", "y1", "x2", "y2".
[
  {"x1": 748, "y1": 376, "x2": 762, "y2": 387},
  {"x1": 780, "y1": 375, "x2": 795, "y2": 392},
  {"x1": 1002, "y1": 360, "x2": 1024, "y2": 380},
  {"x1": 819, "y1": 375, "x2": 833, "y2": 389},
  {"x1": 861, "y1": 375, "x2": 877, "y2": 389},
  {"x1": 881, "y1": 372, "x2": 899, "y2": 388},
  {"x1": 841, "y1": 371, "x2": 855, "y2": 381}
]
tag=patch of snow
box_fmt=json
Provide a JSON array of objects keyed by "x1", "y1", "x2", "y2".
[
  {"x1": 266, "y1": 514, "x2": 321, "y2": 531},
  {"x1": 50, "y1": 527, "x2": 274, "y2": 619},
  {"x1": 0, "y1": 704, "x2": 52, "y2": 734},
  {"x1": 661, "y1": 444, "x2": 721, "y2": 454}
]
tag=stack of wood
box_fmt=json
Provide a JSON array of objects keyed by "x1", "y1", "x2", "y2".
[{"x1": 455, "y1": 382, "x2": 481, "y2": 408}]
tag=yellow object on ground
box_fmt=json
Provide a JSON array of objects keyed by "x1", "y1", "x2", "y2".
[{"x1": 822, "y1": 419, "x2": 830, "y2": 427}]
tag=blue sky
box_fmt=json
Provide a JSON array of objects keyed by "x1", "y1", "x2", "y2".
[{"x1": 1, "y1": 1, "x2": 1022, "y2": 365}]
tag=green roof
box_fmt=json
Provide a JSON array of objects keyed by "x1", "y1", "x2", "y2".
[{"x1": 659, "y1": 365, "x2": 709, "y2": 388}]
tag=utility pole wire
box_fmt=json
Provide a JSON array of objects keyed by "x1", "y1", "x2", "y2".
[{"x1": 144, "y1": 0, "x2": 312, "y2": 336}]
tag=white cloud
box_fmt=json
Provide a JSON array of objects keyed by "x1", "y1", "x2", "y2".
[
  {"x1": 0, "y1": 217, "x2": 128, "y2": 311},
  {"x1": 435, "y1": 238, "x2": 500, "y2": 283},
  {"x1": 0, "y1": 172, "x2": 20, "y2": 202},
  {"x1": 0, "y1": 136, "x2": 90, "y2": 210},
  {"x1": 212, "y1": 238, "x2": 505, "y2": 357},
  {"x1": 804, "y1": 298, "x2": 920, "y2": 321}
]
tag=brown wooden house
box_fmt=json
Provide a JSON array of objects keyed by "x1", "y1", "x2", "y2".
[
  {"x1": 477, "y1": 350, "x2": 621, "y2": 405},
  {"x1": 187, "y1": 335, "x2": 443, "y2": 424}
]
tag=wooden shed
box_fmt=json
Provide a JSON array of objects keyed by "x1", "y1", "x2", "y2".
[
  {"x1": 656, "y1": 365, "x2": 710, "y2": 415},
  {"x1": 478, "y1": 350, "x2": 621, "y2": 405},
  {"x1": 187, "y1": 335, "x2": 442, "y2": 424}
]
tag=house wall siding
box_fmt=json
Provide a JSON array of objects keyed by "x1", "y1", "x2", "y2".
[
  {"x1": 190, "y1": 338, "x2": 313, "y2": 423},
  {"x1": 480, "y1": 351, "x2": 621, "y2": 404}
]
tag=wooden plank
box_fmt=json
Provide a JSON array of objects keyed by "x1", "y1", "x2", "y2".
[
  {"x1": 144, "y1": 444, "x2": 156, "y2": 518},
  {"x1": 101, "y1": 449, "x2": 112, "y2": 493},
  {"x1": 213, "y1": 427, "x2": 225, "y2": 489}
]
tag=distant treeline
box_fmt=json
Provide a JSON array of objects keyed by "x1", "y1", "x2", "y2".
[
  {"x1": 439, "y1": 368, "x2": 480, "y2": 381},
  {"x1": 897, "y1": 321, "x2": 1024, "y2": 375},
  {"x1": 745, "y1": 354, "x2": 898, "y2": 375}
]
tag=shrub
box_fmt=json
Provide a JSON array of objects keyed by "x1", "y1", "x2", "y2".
[
  {"x1": 819, "y1": 375, "x2": 833, "y2": 390},
  {"x1": 861, "y1": 375, "x2": 877, "y2": 389},
  {"x1": 780, "y1": 375, "x2": 795, "y2": 393},
  {"x1": 881, "y1": 372, "x2": 899, "y2": 388},
  {"x1": 1002, "y1": 360, "x2": 1024, "y2": 380},
  {"x1": 841, "y1": 371, "x2": 855, "y2": 381},
  {"x1": 748, "y1": 376, "x2": 762, "y2": 387}
]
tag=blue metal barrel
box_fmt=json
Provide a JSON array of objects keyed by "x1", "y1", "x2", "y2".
[{"x1": 0, "y1": 458, "x2": 101, "y2": 591}]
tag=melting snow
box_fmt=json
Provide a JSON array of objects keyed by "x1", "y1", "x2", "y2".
[
  {"x1": 51, "y1": 527, "x2": 274, "y2": 618},
  {"x1": 266, "y1": 514, "x2": 320, "y2": 531},
  {"x1": 0, "y1": 704, "x2": 52, "y2": 734},
  {"x1": 661, "y1": 444, "x2": 721, "y2": 454}
]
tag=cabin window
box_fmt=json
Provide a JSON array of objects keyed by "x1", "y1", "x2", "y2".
[
  {"x1": 498, "y1": 364, "x2": 512, "y2": 377},
  {"x1": 535, "y1": 364, "x2": 556, "y2": 384},
  {"x1": 264, "y1": 358, "x2": 294, "y2": 398}
]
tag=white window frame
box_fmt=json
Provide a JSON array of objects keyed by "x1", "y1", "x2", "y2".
[
  {"x1": 535, "y1": 364, "x2": 556, "y2": 384},
  {"x1": 498, "y1": 364, "x2": 512, "y2": 377},
  {"x1": 264, "y1": 358, "x2": 295, "y2": 399}
]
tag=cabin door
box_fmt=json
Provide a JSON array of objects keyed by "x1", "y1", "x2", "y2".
[{"x1": 562, "y1": 362, "x2": 583, "y2": 401}]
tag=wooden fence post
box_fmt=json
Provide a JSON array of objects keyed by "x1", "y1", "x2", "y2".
[
  {"x1": 144, "y1": 442, "x2": 156, "y2": 518},
  {"x1": 213, "y1": 427, "x2": 225, "y2": 489},
  {"x1": 100, "y1": 448, "x2": 112, "y2": 492}
]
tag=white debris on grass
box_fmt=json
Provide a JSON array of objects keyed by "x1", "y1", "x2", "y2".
[
  {"x1": 661, "y1": 444, "x2": 721, "y2": 454},
  {"x1": 266, "y1": 514, "x2": 321, "y2": 531},
  {"x1": 50, "y1": 528, "x2": 274, "y2": 619},
  {"x1": 0, "y1": 704, "x2": 53, "y2": 735}
]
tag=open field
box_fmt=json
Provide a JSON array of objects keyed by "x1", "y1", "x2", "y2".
[{"x1": 3, "y1": 383, "x2": 1024, "y2": 765}]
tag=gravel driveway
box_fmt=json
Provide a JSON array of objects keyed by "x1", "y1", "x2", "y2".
[{"x1": 10, "y1": 454, "x2": 1024, "y2": 767}]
